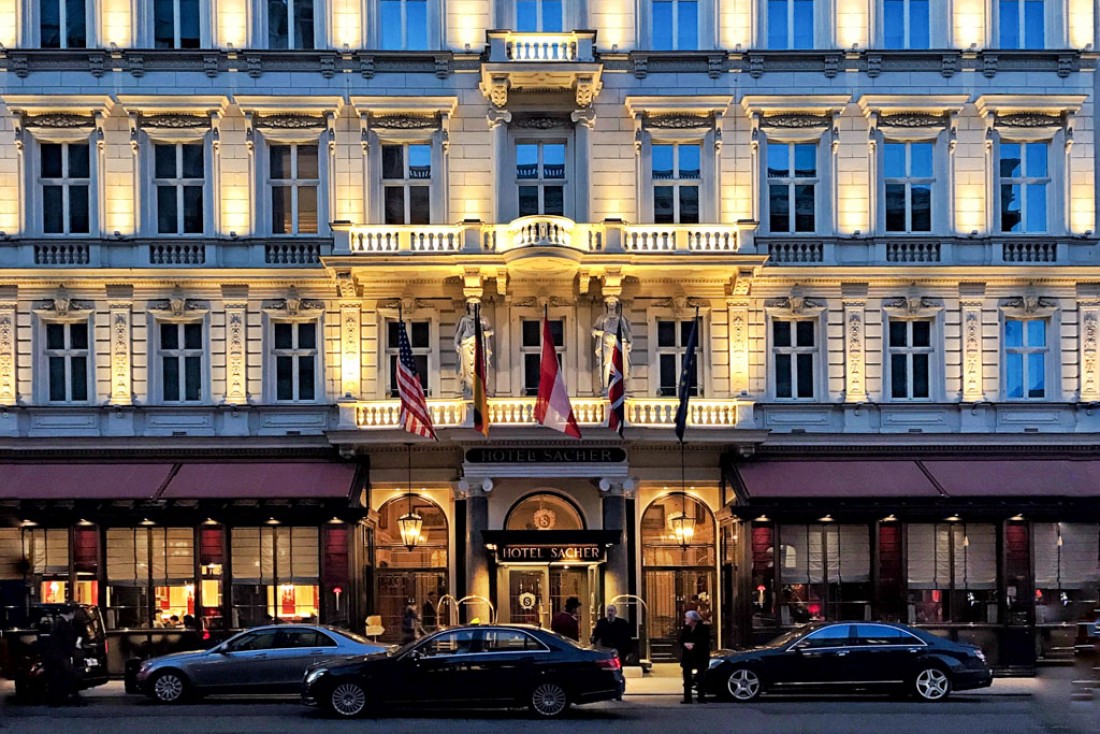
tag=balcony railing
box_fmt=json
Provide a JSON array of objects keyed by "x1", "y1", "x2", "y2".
[
  {"x1": 487, "y1": 30, "x2": 596, "y2": 64},
  {"x1": 345, "y1": 225, "x2": 466, "y2": 254}
]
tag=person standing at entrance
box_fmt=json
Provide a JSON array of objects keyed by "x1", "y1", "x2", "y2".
[
  {"x1": 422, "y1": 591, "x2": 438, "y2": 632},
  {"x1": 550, "y1": 596, "x2": 581, "y2": 640},
  {"x1": 679, "y1": 610, "x2": 710, "y2": 704},
  {"x1": 591, "y1": 605, "x2": 631, "y2": 663}
]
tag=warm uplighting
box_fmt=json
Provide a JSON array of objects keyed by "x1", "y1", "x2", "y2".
[
  {"x1": 217, "y1": 0, "x2": 249, "y2": 48},
  {"x1": 140, "y1": 518, "x2": 155, "y2": 526},
  {"x1": 331, "y1": 0, "x2": 362, "y2": 50},
  {"x1": 0, "y1": 0, "x2": 16, "y2": 48},
  {"x1": 1069, "y1": 0, "x2": 1094, "y2": 49},
  {"x1": 101, "y1": 0, "x2": 133, "y2": 48},
  {"x1": 265, "y1": 517, "x2": 280, "y2": 525},
  {"x1": 882, "y1": 514, "x2": 898, "y2": 522},
  {"x1": 953, "y1": 0, "x2": 985, "y2": 50},
  {"x1": 818, "y1": 514, "x2": 834, "y2": 523},
  {"x1": 835, "y1": 0, "x2": 868, "y2": 50},
  {"x1": 946, "y1": 514, "x2": 961, "y2": 522},
  {"x1": 1009, "y1": 514, "x2": 1025, "y2": 522},
  {"x1": 755, "y1": 515, "x2": 770, "y2": 523}
]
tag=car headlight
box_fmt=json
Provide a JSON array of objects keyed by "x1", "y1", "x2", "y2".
[
  {"x1": 973, "y1": 649, "x2": 986, "y2": 663},
  {"x1": 304, "y1": 667, "x2": 327, "y2": 686}
]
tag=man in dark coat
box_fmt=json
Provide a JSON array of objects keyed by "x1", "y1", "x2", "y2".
[
  {"x1": 678, "y1": 610, "x2": 711, "y2": 703},
  {"x1": 41, "y1": 613, "x2": 78, "y2": 705},
  {"x1": 550, "y1": 596, "x2": 581, "y2": 640},
  {"x1": 591, "y1": 604, "x2": 631, "y2": 662}
]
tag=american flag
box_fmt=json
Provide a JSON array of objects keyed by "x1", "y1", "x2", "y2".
[{"x1": 396, "y1": 319, "x2": 436, "y2": 440}]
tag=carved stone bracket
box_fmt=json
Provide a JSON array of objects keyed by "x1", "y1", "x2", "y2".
[
  {"x1": 334, "y1": 271, "x2": 359, "y2": 299},
  {"x1": 149, "y1": 287, "x2": 209, "y2": 321},
  {"x1": 34, "y1": 287, "x2": 93, "y2": 321},
  {"x1": 1001, "y1": 294, "x2": 1059, "y2": 317},
  {"x1": 570, "y1": 108, "x2": 596, "y2": 129},
  {"x1": 882, "y1": 291, "x2": 944, "y2": 318},
  {"x1": 264, "y1": 287, "x2": 324, "y2": 318},
  {"x1": 481, "y1": 74, "x2": 510, "y2": 108},
  {"x1": 764, "y1": 293, "x2": 826, "y2": 316},
  {"x1": 486, "y1": 107, "x2": 512, "y2": 130},
  {"x1": 575, "y1": 74, "x2": 600, "y2": 108}
]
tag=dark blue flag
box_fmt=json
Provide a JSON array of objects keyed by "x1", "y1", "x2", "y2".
[{"x1": 673, "y1": 310, "x2": 699, "y2": 443}]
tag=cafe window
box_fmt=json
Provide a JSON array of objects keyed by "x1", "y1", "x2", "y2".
[
  {"x1": 21, "y1": 528, "x2": 98, "y2": 606},
  {"x1": 105, "y1": 528, "x2": 194, "y2": 630},
  {"x1": 907, "y1": 523, "x2": 997, "y2": 624},
  {"x1": 231, "y1": 526, "x2": 319, "y2": 628},
  {"x1": 1032, "y1": 523, "x2": 1100, "y2": 624},
  {"x1": 777, "y1": 524, "x2": 871, "y2": 624},
  {"x1": 505, "y1": 493, "x2": 584, "y2": 531}
]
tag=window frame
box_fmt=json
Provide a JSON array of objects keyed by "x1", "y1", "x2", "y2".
[
  {"x1": 149, "y1": 141, "x2": 209, "y2": 236},
  {"x1": 650, "y1": 142, "x2": 702, "y2": 224},
  {"x1": 510, "y1": 0, "x2": 567, "y2": 32},
  {"x1": 636, "y1": 125, "x2": 719, "y2": 224},
  {"x1": 37, "y1": 316, "x2": 93, "y2": 405},
  {"x1": 761, "y1": 0, "x2": 829, "y2": 50},
  {"x1": 646, "y1": 309, "x2": 708, "y2": 398},
  {"x1": 767, "y1": 315, "x2": 822, "y2": 401},
  {"x1": 143, "y1": 0, "x2": 208, "y2": 49},
  {"x1": 881, "y1": 140, "x2": 935, "y2": 234},
  {"x1": 876, "y1": 0, "x2": 939, "y2": 49},
  {"x1": 1001, "y1": 315, "x2": 1052, "y2": 401},
  {"x1": 366, "y1": 125, "x2": 446, "y2": 225},
  {"x1": 764, "y1": 140, "x2": 821, "y2": 235},
  {"x1": 267, "y1": 317, "x2": 323, "y2": 403},
  {"x1": 885, "y1": 317, "x2": 936, "y2": 401},
  {"x1": 261, "y1": 138, "x2": 324, "y2": 237},
  {"x1": 36, "y1": 139, "x2": 93, "y2": 236},
  {"x1": 30, "y1": 0, "x2": 92, "y2": 49},
  {"x1": 516, "y1": 313, "x2": 568, "y2": 398},
  {"x1": 512, "y1": 136, "x2": 570, "y2": 220},
  {"x1": 653, "y1": 318, "x2": 703, "y2": 398},
  {"x1": 381, "y1": 142, "x2": 433, "y2": 225},
  {"x1": 646, "y1": 0, "x2": 704, "y2": 51},
  {"x1": 152, "y1": 318, "x2": 208, "y2": 405},
  {"x1": 257, "y1": 0, "x2": 320, "y2": 50},
  {"x1": 383, "y1": 314, "x2": 434, "y2": 399},
  {"x1": 995, "y1": 0, "x2": 1053, "y2": 50},
  {"x1": 372, "y1": 0, "x2": 437, "y2": 50},
  {"x1": 995, "y1": 138, "x2": 1052, "y2": 235}
]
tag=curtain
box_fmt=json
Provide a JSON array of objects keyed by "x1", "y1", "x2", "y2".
[
  {"x1": 1032, "y1": 522, "x2": 1060, "y2": 589},
  {"x1": 779, "y1": 524, "x2": 810, "y2": 584},
  {"x1": 957, "y1": 524, "x2": 996, "y2": 590},
  {"x1": 1057, "y1": 523, "x2": 1100, "y2": 589},
  {"x1": 0, "y1": 528, "x2": 22, "y2": 579},
  {"x1": 907, "y1": 524, "x2": 950, "y2": 589},
  {"x1": 836, "y1": 525, "x2": 871, "y2": 582}
]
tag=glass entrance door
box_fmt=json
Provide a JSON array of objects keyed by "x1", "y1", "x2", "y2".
[
  {"x1": 644, "y1": 568, "x2": 715, "y2": 661},
  {"x1": 502, "y1": 567, "x2": 593, "y2": 640}
]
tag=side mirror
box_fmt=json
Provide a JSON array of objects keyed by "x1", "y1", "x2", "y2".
[
  {"x1": 404, "y1": 649, "x2": 422, "y2": 662},
  {"x1": 792, "y1": 642, "x2": 810, "y2": 653}
]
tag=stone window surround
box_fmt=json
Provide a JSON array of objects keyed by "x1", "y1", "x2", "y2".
[
  {"x1": 645, "y1": 304, "x2": 710, "y2": 398},
  {"x1": 998, "y1": 294, "x2": 1061, "y2": 402},
  {"x1": 757, "y1": 0, "x2": 837, "y2": 50},
  {"x1": 881, "y1": 295, "x2": 946, "y2": 403},
  {"x1": 763, "y1": 295, "x2": 827, "y2": 402},
  {"x1": 377, "y1": 304, "x2": 439, "y2": 399}
]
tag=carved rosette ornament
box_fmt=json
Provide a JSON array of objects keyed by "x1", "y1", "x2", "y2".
[{"x1": 575, "y1": 74, "x2": 600, "y2": 108}]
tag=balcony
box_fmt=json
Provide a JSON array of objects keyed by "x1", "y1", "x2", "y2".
[
  {"x1": 482, "y1": 30, "x2": 601, "y2": 108},
  {"x1": 487, "y1": 31, "x2": 596, "y2": 64},
  {"x1": 756, "y1": 235, "x2": 1098, "y2": 267},
  {"x1": 0, "y1": 238, "x2": 333, "y2": 269}
]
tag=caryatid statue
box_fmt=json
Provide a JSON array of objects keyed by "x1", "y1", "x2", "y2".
[
  {"x1": 454, "y1": 301, "x2": 494, "y2": 394},
  {"x1": 593, "y1": 300, "x2": 633, "y2": 391}
]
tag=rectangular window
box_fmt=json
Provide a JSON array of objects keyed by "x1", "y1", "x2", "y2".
[
  {"x1": 380, "y1": 0, "x2": 429, "y2": 49},
  {"x1": 516, "y1": 0, "x2": 563, "y2": 32},
  {"x1": 777, "y1": 524, "x2": 871, "y2": 623},
  {"x1": 652, "y1": 143, "x2": 700, "y2": 224},
  {"x1": 767, "y1": 0, "x2": 814, "y2": 49},
  {"x1": 657, "y1": 320, "x2": 700, "y2": 397},
  {"x1": 41, "y1": 142, "x2": 90, "y2": 235},
  {"x1": 387, "y1": 320, "x2": 430, "y2": 397},
  {"x1": 154, "y1": 0, "x2": 201, "y2": 49},
  {"x1": 773, "y1": 319, "x2": 815, "y2": 399},
  {"x1": 999, "y1": 0, "x2": 1044, "y2": 49},
  {"x1": 652, "y1": 0, "x2": 698, "y2": 50},
  {"x1": 1032, "y1": 523, "x2": 1100, "y2": 625},
  {"x1": 907, "y1": 523, "x2": 997, "y2": 624},
  {"x1": 105, "y1": 528, "x2": 194, "y2": 630},
  {"x1": 40, "y1": 0, "x2": 86, "y2": 48},
  {"x1": 154, "y1": 143, "x2": 205, "y2": 235},
  {"x1": 269, "y1": 144, "x2": 319, "y2": 235},
  {"x1": 516, "y1": 142, "x2": 566, "y2": 217},
  {"x1": 1004, "y1": 318, "x2": 1047, "y2": 399},
  {"x1": 45, "y1": 321, "x2": 89, "y2": 403},
  {"x1": 231, "y1": 526, "x2": 319, "y2": 627},
  {"x1": 888, "y1": 320, "x2": 932, "y2": 399},
  {"x1": 382, "y1": 144, "x2": 432, "y2": 225},
  {"x1": 273, "y1": 321, "x2": 318, "y2": 402},
  {"x1": 160, "y1": 322, "x2": 203, "y2": 403},
  {"x1": 884, "y1": 142, "x2": 933, "y2": 233},
  {"x1": 768, "y1": 143, "x2": 816, "y2": 233},
  {"x1": 521, "y1": 318, "x2": 563, "y2": 396},
  {"x1": 883, "y1": 0, "x2": 930, "y2": 49},
  {"x1": 999, "y1": 142, "x2": 1048, "y2": 233},
  {"x1": 268, "y1": 0, "x2": 315, "y2": 49}
]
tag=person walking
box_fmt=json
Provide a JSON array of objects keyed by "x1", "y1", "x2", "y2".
[
  {"x1": 41, "y1": 613, "x2": 79, "y2": 705},
  {"x1": 422, "y1": 591, "x2": 438, "y2": 632},
  {"x1": 401, "y1": 603, "x2": 422, "y2": 644},
  {"x1": 678, "y1": 610, "x2": 711, "y2": 704},
  {"x1": 591, "y1": 604, "x2": 632, "y2": 663},
  {"x1": 550, "y1": 596, "x2": 581, "y2": 640}
]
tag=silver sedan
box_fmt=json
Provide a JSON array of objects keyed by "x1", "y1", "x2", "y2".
[{"x1": 130, "y1": 625, "x2": 389, "y2": 703}]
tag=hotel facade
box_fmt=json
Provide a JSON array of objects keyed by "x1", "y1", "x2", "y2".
[{"x1": 0, "y1": 0, "x2": 1098, "y2": 674}]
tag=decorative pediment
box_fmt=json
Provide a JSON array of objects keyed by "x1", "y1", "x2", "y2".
[
  {"x1": 236, "y1": 96, "x2": 344, "y2": 146},
  {"x1": 33, "y1": 288, "x2": 93, "y2": 321},
  {"x1": 882, "y1": 294, "x2": 943, "y2": 317},
  {"x1": 4, "y1": 95, "x2": 114, "y2": 147},
  {"x1": 264, "y1": 287, "x2": 324, "y2": 319},
  {"x1": 1001, "y1": 293, "x2": 1059, "y2": 317},
  {"x1": 149, "y1": 288, "x2": 209, "y2": 321}
]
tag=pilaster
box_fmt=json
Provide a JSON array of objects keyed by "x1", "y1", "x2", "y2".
[
  {"x1": 960, "y1": 283, "x2": 986, "y2": 402},
  {"x1": 1078, "y1": 285, "x2": 1100, "y2": 401},
  {"x1": 106, "y1": 285, "x2": 133, "y2": 406},
  {"x1": 842, "y1": 283, "x2": 868, "y2": 403},
  {"x1": 222, "y1": 285, "x2": 249, "y2": 405},
  {"x1": 0, "y1": 286, "x2": 16, "y2": 407}
]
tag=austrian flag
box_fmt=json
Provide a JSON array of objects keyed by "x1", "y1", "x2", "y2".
[{"x1": 534, "y1": 314, "x2": 582, "y2": 439}]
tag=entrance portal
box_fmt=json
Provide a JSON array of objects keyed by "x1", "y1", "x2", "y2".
[{"x1": 499, "y1": 565, "x2": 599, "y2": 641}]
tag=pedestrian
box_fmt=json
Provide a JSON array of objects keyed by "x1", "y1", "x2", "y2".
[
  {"x1": 41, "y1": 613, "x2": 79, "y2": 706},
  {"x1": 679, "y1": 609, "x2": 711, "y2": 704},
  {"x1": 591, "y1": 604, "x2": 632, "y2": 663},
  {"x1": 550, "y1": 596, "x2": 581, "y2": 640},
  {"x1": 422, "y1": 591, "x2": 438, "y2": 632},
  {"x1": 401, "y1": 603, "x2": 421, "y2": 644}
]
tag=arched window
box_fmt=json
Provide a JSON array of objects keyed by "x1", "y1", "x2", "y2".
[
  {"x1": 505, "y1": 492, "x2": 585, "y2": 531},
  {"x1": 641, "y1": 493, "x2": 716, "y2": 566}
]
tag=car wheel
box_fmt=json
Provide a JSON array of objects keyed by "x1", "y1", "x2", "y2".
[
  {"x1": 529, "y1": 681, "x2": 570, "y2": 718},
  {"x1": 913, "y1": 666, "x2": 951, "y2": 702},
  {"x1": 328, "y1": 681, "x2": 369, "y2": 718},
  {"x1": 726, "y1": 667, "x2": 763, "y2": 702},
  {"x1": 150, "y1": 670, "x2": 190, "y2": 704}
]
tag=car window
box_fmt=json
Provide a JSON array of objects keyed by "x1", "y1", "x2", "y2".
[
  {"x1": 482, "y1": 630, "x2": 546, "y2": 652},
  {"x1": 274, "y1": 629, "x2": 336, "y2": 648},
  {"x1": 415, "y1": 630, "x2": 476, "y2": 657},
  {"x1": 228, "y1": 631, "x2": 278, "y2": 652},
  {"x1": 799, "y1": 625, "x2": 851, "y2": 648},
  {"x1": 331, "y1": 629, "x2": 374, "y2": 645},
  {"x1": 854, "y1": 625, "x2": 922, "y2": 646}
]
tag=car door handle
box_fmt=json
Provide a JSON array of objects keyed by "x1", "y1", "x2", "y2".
[{"x1": 836, "y1": 651, "x2": 849, "y2": 657}]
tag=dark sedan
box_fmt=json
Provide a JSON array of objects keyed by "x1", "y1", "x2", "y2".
[
  {"x1": 302, "y1": 624, "x2": 625, "y2": 718},
  {"x1": 706, "y1": 621, "x2": 993, "y2": 702}
]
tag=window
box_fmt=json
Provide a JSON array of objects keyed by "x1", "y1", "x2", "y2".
[
  {"x1": 517, "y1": 143, "x2": 566, "y2": 217},
  {"x1": 415, "y1": 629, "x2": 476, "y2": 656},
  {"x1": 45, "y1": 321, "x2": 89, "y2": 403},
  {"x1": 482, "y1": 629, "x2": 547, "y2": 652},
  {"x1": 160, "y1": 322, "x2": 203, "y2": 403},
  {"x1": 231, "y1": 526, "x2": 320, "y2": 627},
  {"x1": 884, "y1": 142, "x2": 932, "y2": 232},
  {"x1": 105, "y1": 528, "x2": 194, "y2": 630},
  {"x1": 778, "y1": 525, "x2": 871, "y2": 623},
  {"x1": 387, "y1": 320, "x2": 430, "y2": 397},
  {"x1": 40, "y1": 0, "x2": 87, "y2": 48},
  {"x1": 1004, "y1": 318, "x2": 1047, "y2": 399},
  {"x1": 275, "y1": 629, "x2": 337, "y2": 648},
  {"x1": 907, "y1": 523, "x2": 997, "y2": 624},
  {"x1": 41, "y1": 142, "x2": 90, "y2": 235},
  {"x1": 380, "y1": 0, "x2": 429, "y2": 49},
  {"x1": 383, "y1": 144, "x2": 431, "y2": 225},
  {"x1": 154, "y1": 0, "x2": 200, "y2": 48},
  {"x1": 652, "y1": 0, "x2": 698, "y2": 50},
  {"x1": 999, "y1": 0, "x2": 1044, "y2": 49},
  {"x1": 888, "y1": 320, "x2": 932, "y2": 400},
  {"x1": 772, "y1": 319, "x2": 815, "y2": 399},
  {"x1": 652, "y1": 144, "x2": 700, "y2": 224},
  {"x1": 521, "y1": 319, "x2": 562, "y2": 396},
  {"x1": 657, "y1": 320, "x2": 699, "y2": 397},
  {"x1": 1032, "y1": 523, "x2": 1100, "y2": 625},
  {"x1": 228, "y1": 631, "x2": 278, "y2": 651},
  {"x1": 269, "y1": 144, "x2": 319, "y2": 235},
  {"x1": 273, "y1": 321, "x2": 317, "y2": 402},
  {"x1": 516, "y1": 0, "x2": 563, "y2": 32},
  {"x1": 767, "y1": 143, "x2": 816, "y2": 233},
  {"x1": 767, "y1": 0, "x2": 814, "y2": 49},
  {"x1": 999, "y1": 142, "x2": 1048, "y2": 233},
  {"x1": 800, "y1": 625, "x2": 852, "y2": 647},
  {"x1": 883, "y1": 0, "x2": 929, "y2": 49},
  {"x1": 853, "y1": 624, "x2": 922, "y2": 646},
  {"x1": 155, "y1": 143, "x2": 205, "y2": 235},
  {"x1": 268, "y1": 0, "x2": 315, "y2": 49}
]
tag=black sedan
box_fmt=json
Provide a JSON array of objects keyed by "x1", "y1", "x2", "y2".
[
  {"x1": 302, "y1": 624, "x2": 625, "y2": 718},
  {"x1": 706, "y1": 621, "x2": 993, "y2": 702}
]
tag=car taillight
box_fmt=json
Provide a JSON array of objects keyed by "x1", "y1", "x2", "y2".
[
  {"x1": 596, "y1": 657, "x2": 621, "y2": 671},
  {"x1": 203, "y1": 630, "x2": 210, "y2": 641},
  {"x1": 104, "y1": 639, "x2": 109, "y2": 655}
]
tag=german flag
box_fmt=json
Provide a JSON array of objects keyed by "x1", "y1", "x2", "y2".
[{"x1": 473, "y1": 303, "x2": 490, "y2": 436}]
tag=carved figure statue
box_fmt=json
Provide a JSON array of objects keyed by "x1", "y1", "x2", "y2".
[
  {"x1": 592, "y1": 300, "x2": 633, "y2": 390},
  {"x1": 454, "y1": 302, "x2": 494, "y2": 393}
]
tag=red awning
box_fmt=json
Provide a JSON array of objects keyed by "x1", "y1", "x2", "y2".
[
  {"x1": 161, "y1": 462, "x2": 358, "y2": 499},
  {"x1": 0, "y1": 463, "x2": 175, "y2": 500},
  {"x1": 736, "y1": 460, "x2": 942, "y2": 499},
  {"x1": 922, "y1": 460, "x2": 1100, "y2": 497}
]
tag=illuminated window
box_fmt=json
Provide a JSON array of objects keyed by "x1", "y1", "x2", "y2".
[
  {"x1": 652, "y1": 144, "x2": 700, "y2": 224},
  {"x1": 382, "y1": 144, "x2": 432, "y2": 225},
  {"x1": 231, "y1": 526, "x2": 320, "y2": 627},
  {"x1": 105, "y1": 527, "x2": 194, "y2": 630},
  {"x1": 269, "y1": 144, "x2": 319, "y2": 235}
]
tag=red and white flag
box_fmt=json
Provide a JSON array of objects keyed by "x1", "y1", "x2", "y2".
[
  {"x1": 607, "y1": 319, "x2": 625, "y2": 438},
  {"x1": 534, "y1": 314, "x2": 582, "y2": 439}
]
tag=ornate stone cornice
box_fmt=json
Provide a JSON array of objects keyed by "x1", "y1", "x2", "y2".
[
  {"x1": 513, "y1": 116, "x2": 571, "y2": 130},
  {"x1": 370, "y1": 114, "x2": 439, "y2": 130},
  {"x1": 996, "y1": 113, "x2": 1063, "y2": 128},
  {"x1": 255, "y1": 114, "x2": 326, "y2": 130},
  {"x1": 878, "y1": 113, "x2": 946, "y2": 128},
  {"x1": 761, "y1": 113, "x2": 830, "y2": 129},
  {"x1": 645, "y1": 113, "x2": 711, "y2": 129},
  {"x1": 23, "y1": 113, "x2": 95, "y2": 129},
  {"x1": 141, "y1": 114, "x2": 210, "y2": 129}
]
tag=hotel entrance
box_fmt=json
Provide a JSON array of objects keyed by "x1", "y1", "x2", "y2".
[{"x1": 502, "y1": 565, "x2": 597, "y2": 638}]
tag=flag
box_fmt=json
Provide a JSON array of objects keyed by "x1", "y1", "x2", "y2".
[
  {"x1": 673, "y1": 310, "x2": 700, "y2": 443},
  {"x1": 607, "y1": 319, "x2": 625, "y2": 438},
  {"x1": 472, "y1": 303, "x2": 490, "y2": 437},
  {"x1": 396, "y1": 317, "x2": 436, "y2": 440},
  {"x1": 534, "y1": 313, "x2": 582, "y2": 439}
]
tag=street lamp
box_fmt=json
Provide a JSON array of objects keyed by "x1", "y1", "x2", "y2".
[{"x1": 398, "y1": 444, "x2": 422, "y2": 551}]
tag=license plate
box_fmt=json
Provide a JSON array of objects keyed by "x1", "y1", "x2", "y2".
[{"x1": 85, "y1": 659, "x2": 100, "y2": 667}]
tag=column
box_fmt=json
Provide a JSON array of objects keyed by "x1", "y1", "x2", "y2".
[
  {"x1": 1078, "y1": 286, "x2": 1100, "y2": 401},
  {"x1": 465, "y1": 487, "x2": 491, "y2": 619},
  {"x1": 106, "y1": 285, "x2": 133, "y2": 406},
  {"x1": 601, "y1": 481, "x2": 629, "y2": 607},
  {"x1": 842, "y1": 283, "x2": 868, "y2": 402},
  {"x1": 572, "y1": 107, "x2": 596, "y2": 223},
  {"x1": 0, "y1": 285, "x2": 16, "y2": 407},
  {"x1": 960, "y1": 283, "x2": 985, "y2": 402},
  {"x1": 487, "y1": 109, "x2": 512, "y2": 223}
]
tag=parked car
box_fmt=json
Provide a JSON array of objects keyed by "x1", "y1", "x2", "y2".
[
  {"x1": 302, "y1": 624, "x2": 625, "y2": 718},
  {"x1": 129, "y1": 624, "x2": 389, "y2": 703},
  {"x1": 706, "y1": 621, "x2": 993, "y2": 702},
  {"x1": 0, "y1": 603, "x2": 109, "y2": 700}
]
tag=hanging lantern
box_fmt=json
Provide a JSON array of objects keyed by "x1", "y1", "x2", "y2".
[
  {"x1": 398, "y1": 503, "x2": 423, "y2": 551},
  {"x1": 669, "y1": 511, "x2": 696, "y2": 548}
]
